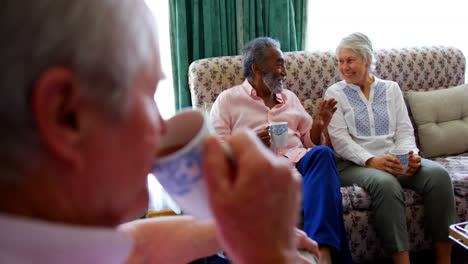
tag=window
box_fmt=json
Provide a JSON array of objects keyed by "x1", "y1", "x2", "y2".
[
  {"x1": 146, "y1": 0, "x2": 175, "y2": 119},
  {"x1": 145, "y1": 0, "x2": 180, "y2": 213},
  {"x1": 306, "y1": 0, "x2": 467, "y2": 80}
]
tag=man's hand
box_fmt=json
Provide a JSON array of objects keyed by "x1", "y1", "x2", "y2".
[
  {"x1": 365, "y1": 155, "x2": 405, "y2": 176},
  {"x1": 255, "y1": 126, "x2": 271, "y2": 147},
  {"x1": 404, "y1": 150, "x2": 421, "y2": 176},
  {"x1": 203, "y1": 131, "x2": 302, "y2": 264},
  {"x1": 295, "y1": 228, "x2": 321, "y2": 264},
  {"x1": 314, "y1": 98, "x2": 338, "y2": 131}
]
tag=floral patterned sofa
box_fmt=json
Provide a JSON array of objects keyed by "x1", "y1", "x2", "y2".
[{"x1": 188, "y1": 46, "x2": 468, "y2": 263}]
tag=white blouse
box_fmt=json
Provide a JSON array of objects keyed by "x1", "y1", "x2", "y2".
[{"x1": 325, "y1": 77, "x2": 418, "y2": 166}]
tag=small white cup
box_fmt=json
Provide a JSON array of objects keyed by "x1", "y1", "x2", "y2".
[
  {"x1": 269, "y1": 122, "x2": 288, "y2": 148},
  {"x1": 151, "y1": 109, "x2": 214, "y2": 220},
  {"x1": 389, "y1": 148, "x2": 410, "y2": 174},
  {"x1": 299, "y1": 250, "x2": 320, "y2": 264}
]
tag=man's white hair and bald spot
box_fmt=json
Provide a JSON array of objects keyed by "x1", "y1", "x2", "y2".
[
  {"x1": 0, "y1": 0, "x2": 159, "y2": 182},
  {"x1": 337, "y1": 32, "x2": 376, "y2": 73}
]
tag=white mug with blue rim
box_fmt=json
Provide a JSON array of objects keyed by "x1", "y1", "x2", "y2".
[
  {"x1": 269, "y1": 122, "x2": 288, "y2": 148},
  {"x1": 152, "y1": 108, "x2": 214, "y2": 220},
  {"x1": 389, "y1": 148, "x2": 410, "y2": 175}
]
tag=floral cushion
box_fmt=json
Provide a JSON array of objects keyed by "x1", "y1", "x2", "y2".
[
  {"x1": 341, "y1": 186, "x2": 424, "y2": 213},
  {"x1": 432, "y1": 155, "x2": 468, "y2": 197}
]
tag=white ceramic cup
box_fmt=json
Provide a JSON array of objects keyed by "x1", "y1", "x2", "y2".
[
  {"x1": 269, "y1": 122, "x2": 288, "y2": 148},
  {"x1": 299, "y1": 249, "x2": 320, "y2": 264},
  {"x1": 389, "y1": 148, "x2": 410, "y2": 174},
  {"x1": 151, "y1": 109, "x2": 214, "y2": 220}
]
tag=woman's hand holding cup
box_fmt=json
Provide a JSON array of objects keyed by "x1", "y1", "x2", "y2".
[{"x1": 405, "y1": 150, "x2": 421, "y2": 176}]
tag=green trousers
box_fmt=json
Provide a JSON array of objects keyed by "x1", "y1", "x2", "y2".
[{"x1": 337, "y1": 158, "x2": 456, "y2": 254}]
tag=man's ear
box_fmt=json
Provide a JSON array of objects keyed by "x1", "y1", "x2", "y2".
[
  {"x1": 31, "y1": 67, "x2": 84, "y2": 169},
  {"x1": 252, "y1": 63, "x2": 264, "y2": 77}
]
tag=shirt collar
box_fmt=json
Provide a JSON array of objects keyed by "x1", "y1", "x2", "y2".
[{"x1": 344, "y1": 75, "x2": 378, "y2": 89}]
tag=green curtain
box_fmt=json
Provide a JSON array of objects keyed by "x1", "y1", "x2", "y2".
[
  {"x1": 243, "y1": 0, "x2": 307, "y2": 52},
  {"x1": 169, "y1": 0, "x2": 308, "y2": 110}
]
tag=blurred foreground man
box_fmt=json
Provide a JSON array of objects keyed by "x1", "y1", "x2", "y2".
[{"x1": 0, "y1": 1, "x2": 318, "y2": 263}]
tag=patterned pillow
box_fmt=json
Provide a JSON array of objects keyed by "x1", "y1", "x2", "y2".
[{"x1": 405, "y1": 84, "x2": 468, "y2": 158}]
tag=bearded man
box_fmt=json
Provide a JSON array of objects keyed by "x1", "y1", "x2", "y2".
[{"x1": 210, "y1": 37, "x2": 354, "y2": 264}]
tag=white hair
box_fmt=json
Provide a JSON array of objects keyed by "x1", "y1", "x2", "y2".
[
  {"x1": 0, "y1": 0, "x2": 158, "y2": 182},
  {"x1": 336, "y1": 32, "x2": 376, "y2": 73}
]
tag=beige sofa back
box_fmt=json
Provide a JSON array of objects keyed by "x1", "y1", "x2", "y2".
[{"x1": 189, "y1": 46, "x2": 465, "y2": 117}]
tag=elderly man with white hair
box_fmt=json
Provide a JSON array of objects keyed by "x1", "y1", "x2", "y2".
[{"x1": 0, "y1": 1, "x2": 319, "y2": 263}]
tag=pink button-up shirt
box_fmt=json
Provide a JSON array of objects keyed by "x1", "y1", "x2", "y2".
[{"x1": 210, "y1": 79, "x2": 322, "y2": 164}]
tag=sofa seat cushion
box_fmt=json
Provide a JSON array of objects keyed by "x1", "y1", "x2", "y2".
[
  {"x1": 341, "y1": 155, "x2": 468, "y2": 213},
  {"x1": 405, "y1": 84, "x2": 468, "y2": 158},
  {"x1": 341, "y1": 186, "x2": 424, "y2": 212},
  {"x1": 432, "y1": 155, "x2": 468, "y2": 197},
  {"x1": 340, "y1": 187, "x2": 353, "y2": 212}
]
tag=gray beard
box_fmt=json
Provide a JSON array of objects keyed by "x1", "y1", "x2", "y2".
[{"x1": 263, "y1": 71, "x2": 283, "y2": 94}]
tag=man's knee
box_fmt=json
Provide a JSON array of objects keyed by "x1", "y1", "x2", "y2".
[{"x1": 311, "y1": 145, "x2": 335, "y2": 159}]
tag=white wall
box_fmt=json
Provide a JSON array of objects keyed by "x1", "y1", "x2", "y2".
[
  {"x1": 145, "y1": 0, "x2": 176, "y2": 120},
  {"x1": 145, "y1": 0, "x2": 468, "y2": 120},
  {"x1": 306, "y1": 0, "x2": 468, "y2": 81},
  {"x1": 145, "y1": 0, "x2": 179, "y2": 213}
]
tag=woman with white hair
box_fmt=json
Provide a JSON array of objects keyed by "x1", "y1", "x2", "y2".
[{"x1": 324, "y1": 32, "x2": 455, "y2": 264}]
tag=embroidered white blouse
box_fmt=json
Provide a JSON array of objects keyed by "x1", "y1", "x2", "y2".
[{"x1": 325, "y1": 77, "x2": 418, "y2": 166}]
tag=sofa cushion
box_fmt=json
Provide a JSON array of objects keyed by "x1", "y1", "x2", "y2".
[
  {"x1": 302, "y1": 98, "x2": 322, "y2": 118},
  {"x1": 432, "y1": 155, "x2": 468, "y2": 197},
  {"x1": 405, "y1": 84, "x2": 468, "y2": 158},
  {"x1": 341, "y1": 185, "x2": 424, "y2": 211}
]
